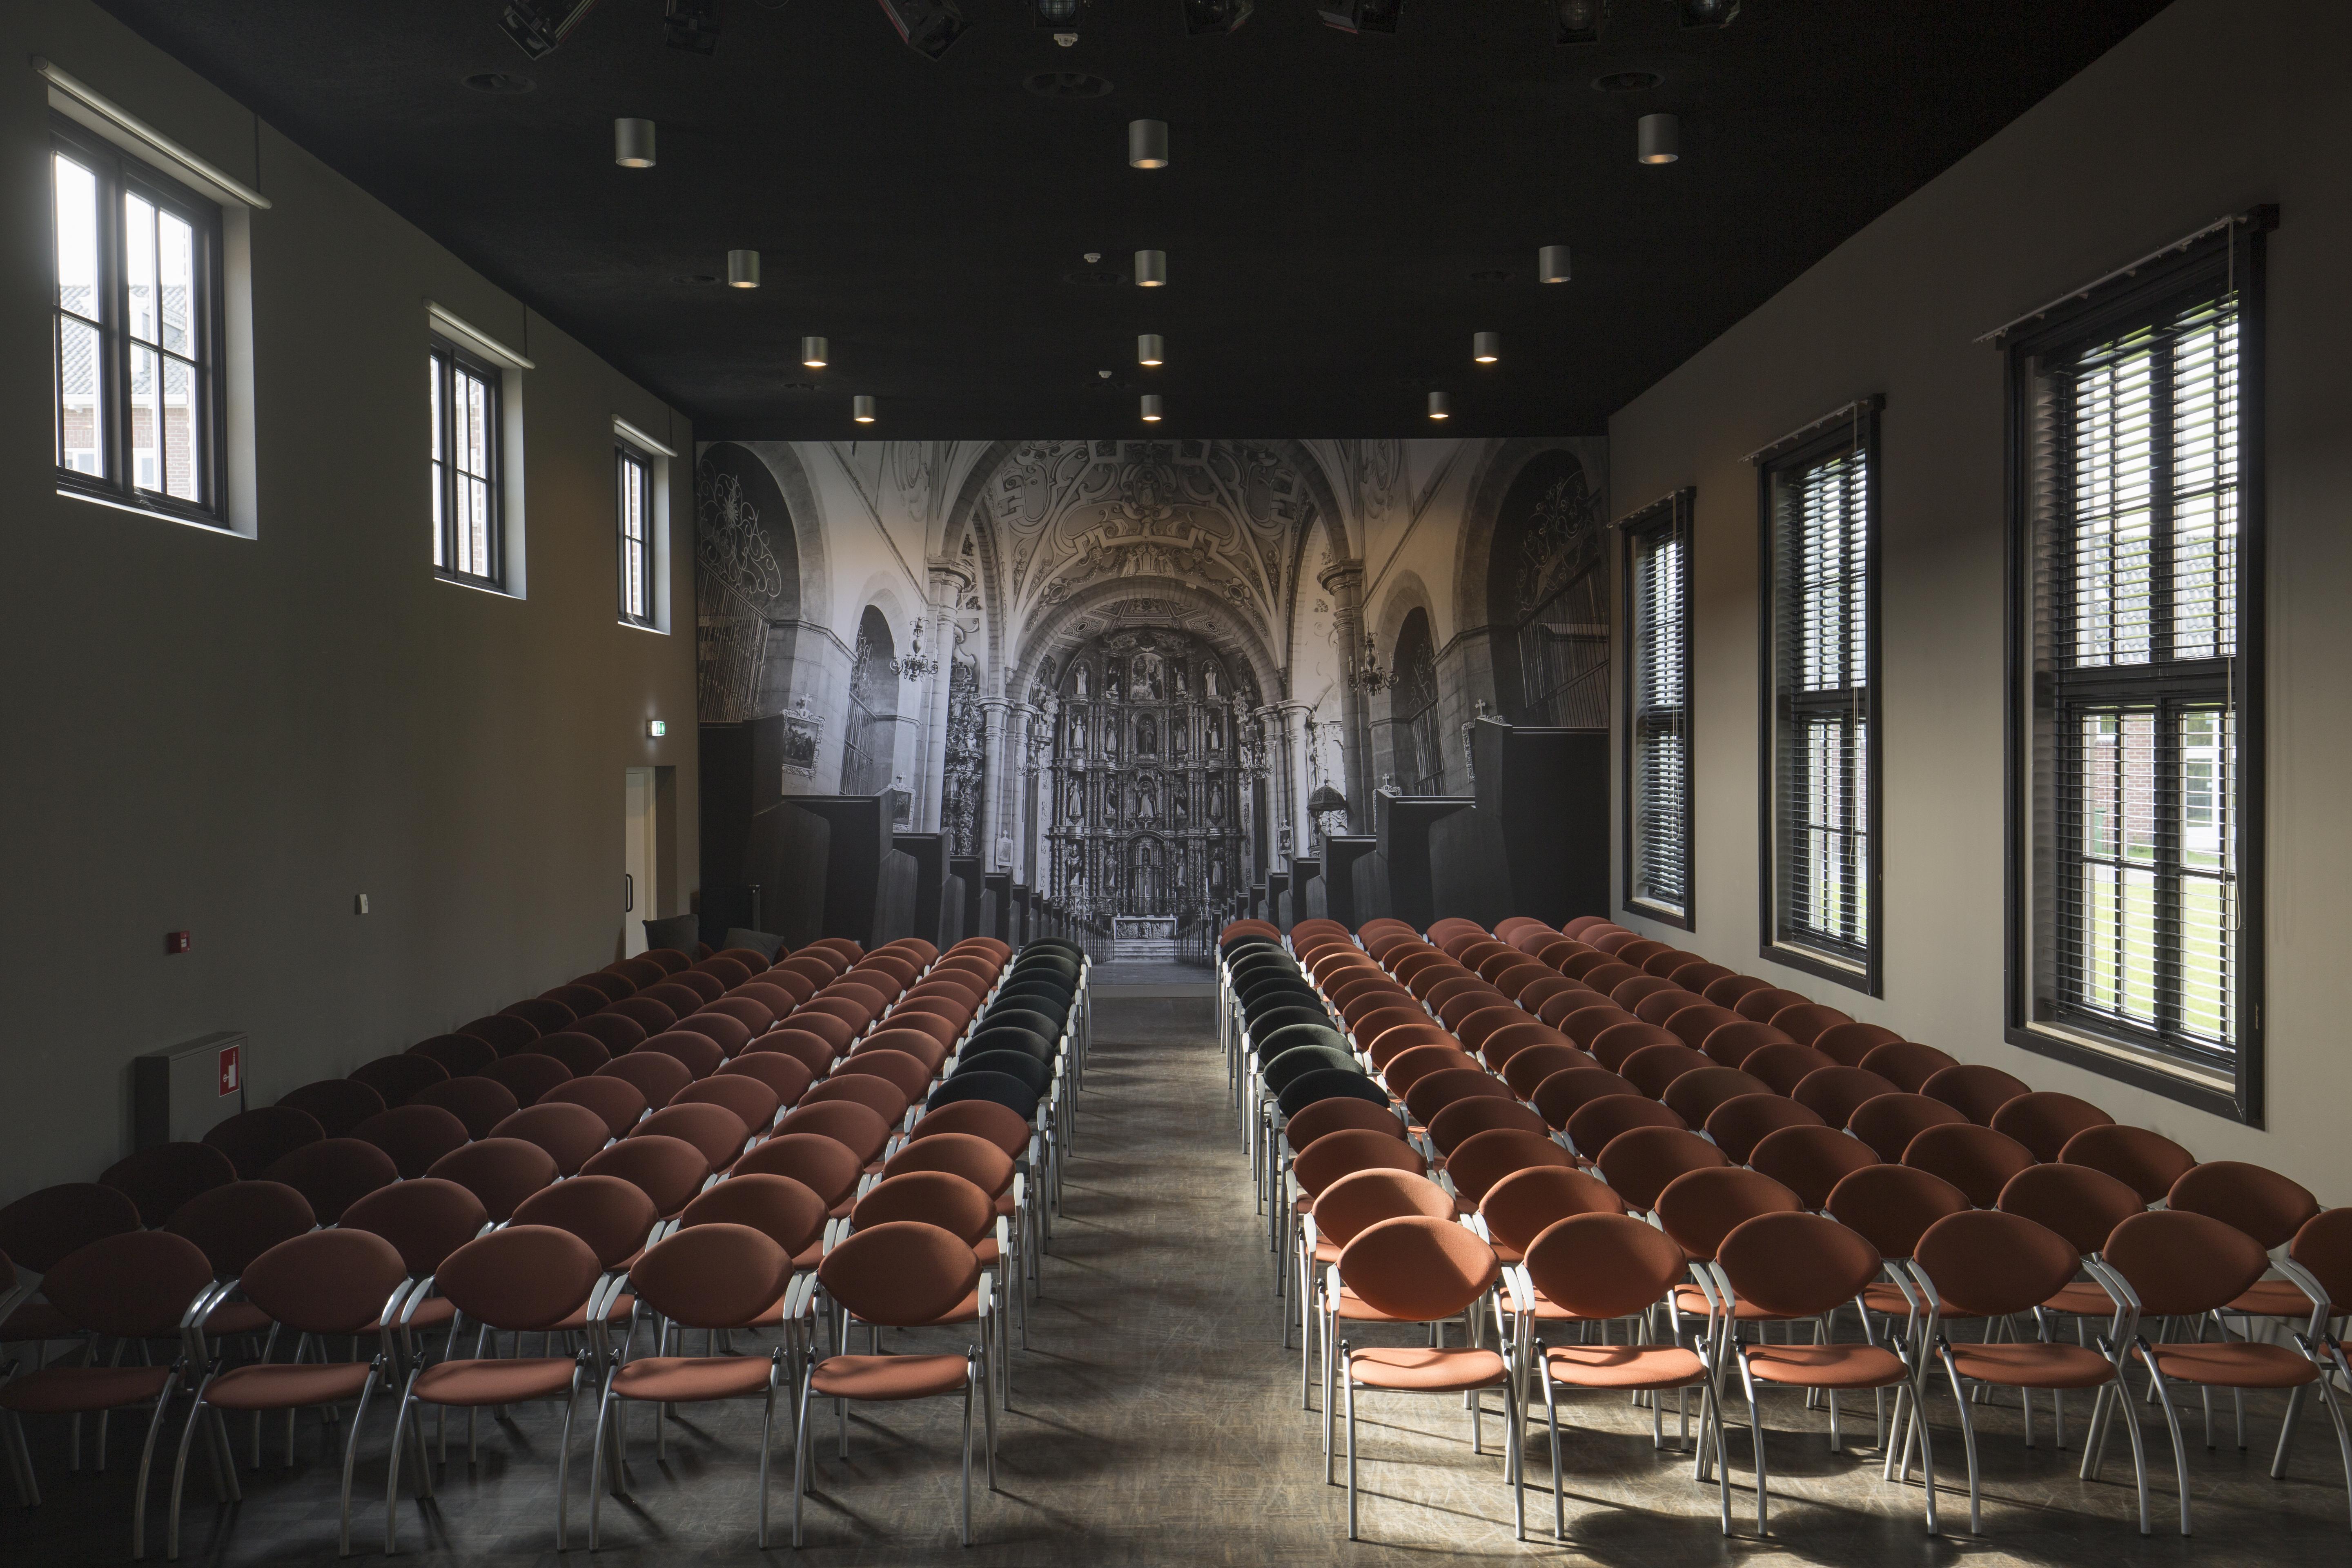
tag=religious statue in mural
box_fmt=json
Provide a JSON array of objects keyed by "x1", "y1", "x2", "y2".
[
  {"x1": 1134, "y1": 650, "x2": 1165, "y2": 701},
  {"x1": 1136, "y1": 714, "x2": 1158, "y2": 755}
]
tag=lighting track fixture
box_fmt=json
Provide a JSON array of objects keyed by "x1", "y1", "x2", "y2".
[
  {"x1": 663, "y1": 0, "x2": 719, "y2": 53},
  {"x1": 875, "y1": 0, "x2": 970, "y2": 59},
  {"x1": 496, "y1": 0, "x2": 599, "y2": 59}
]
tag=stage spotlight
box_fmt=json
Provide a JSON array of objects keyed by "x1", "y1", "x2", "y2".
[
  {"x1": 876, "y1": 0, "x2": 970, "y2": 58},
  {"x1": 497, "y1": 0, "x2": 599, "y2": 59},
  {"x1": 1319, "y1": 0, "x2": 1400, "y2": 34},
  {"x1": 1553, "y1": 0, "x2": 1604, "y2": 44},
  {"x1": 1677, "y1": 0, "x2": 1737, "y2": 26},
  {"x1": 664, "y1": 0, "x2": 719, "y2": 53},
  {"x1": 1182, "y1": 0, "x2": 1253, "y2": 34},
  {"x1": 1036, "y1": 0, "x2": 1081, "y2": 43}
]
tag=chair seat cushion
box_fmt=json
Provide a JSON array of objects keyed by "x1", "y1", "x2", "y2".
[
  {"x1": 1498, "y1": 1289, "x2": 1581, "y2": 1322},
  {"x1": 2138, "y1": 1340, "x2": 2319, "y2": 1390},
  {"x1": 1860, "y1": 1281, "x2": 1980, "y2": 1321},
  {"x1": 203, "y1": 1361, "x2": 375, "y2": 1412},
  {"x1": 2042, "y1": 1281, "x2": 2118, "y2": 1316},
  {"x1": 927, "y1": 1288, "x2": 982, "y2": 1325},
  {"x1": 1944, "y1": 1341, "x2": 2116, "y2": 1390},
  {"x1": 549, "y1": 1293, "x2": 635, "y2": 1333},
  {"x1": 1675, "y1": 1285, "x2": 1780, "y2": 1321},
  {"x1": 2224, "y1": 1278, "x2": 2316, "y2": 1318},
  {"x1": 809, "y1": 1352, "x2": 969, "y2": 1401},
  {"x1": 413, "y1": 1356, "x2": 582, "y2": 1407},
  {"x1": 1348, "y1": 1346, "x2": 1509, "y2": 1392},
  {"x1": 1330, "y1": 1287, "x2": 1406, "y2": 1323},
  {"x1": 1743, "y1": 1342, "x2": 1908, "y2": 1390},
  {"x1": 404, "y1": 1295, "x2": 457, "y2": 1333},
  {"x1": 610, "y1": 1354, "x2": 776, "y2": 1403},
  {"x1": 0, "y1": 1301, "x2": 78, "y2": 1343},
  {"x1": 203, "y1": 1301, "x2": 274, "y2": 1338},
  {"x1": 0, "y1": 1364, "x2": 175, "y2": 1414},
  {"x1": 1544, "y1": 1344, "x2": 1706, "y2": 1391}
]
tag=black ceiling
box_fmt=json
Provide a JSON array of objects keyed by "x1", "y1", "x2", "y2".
[{"x1": 97, "y1": 0, "x2": 2169, "y2": 438}]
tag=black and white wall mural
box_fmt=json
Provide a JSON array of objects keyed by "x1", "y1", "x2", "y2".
[{"x1": 694, "y1": 437, "x2": 1608, "y2": 952}]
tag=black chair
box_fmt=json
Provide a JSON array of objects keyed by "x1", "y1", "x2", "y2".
[
  {"x1": 952, "y1": 1052, "x2": 1053, "y2": 1099},
  {"x1": 964, "y1": 1027, "x2": 1054, "y2": 1065},
  {"x1": 979, "y1": 1008, "x2": 1065, "y2": 1045},
  {"x1": 1255, "y1": 1022, "x2": 1350, "y2": 1064},
  {"x1": 927, "y1": 1072, "x2": 1042, "y2": 1123},
  {"x1": 1276, "y1": 1068, "x2": 1391, "y2": 1118},
  {"x1": 1262, "y1": 1044, "x2": 1364, "y2": 1096}
]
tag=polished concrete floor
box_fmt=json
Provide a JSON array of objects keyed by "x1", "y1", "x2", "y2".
[{"x1": 7, "y1": 997, "x2": 2350, "y2": 1565}]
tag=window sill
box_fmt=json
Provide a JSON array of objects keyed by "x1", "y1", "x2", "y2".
[
  {"x1": 1760, "y1": 939, "x2": 1878, "y2": 997},
  {"x1": 435, "y1": 571, "x2": 521, "y2": 600},
  {"x1": 2006, "y1": 1019, "x2": 2252, "y2": 1125},
  {"x1": 618, "y1": 618, "x2": 668, "y2": 636},
  {"x1": 58, "y1": 485, "x2": 243, "y2": 537},
  {"x1": 1623, "y1": 898, "x2": 1692, "y2": 932}
]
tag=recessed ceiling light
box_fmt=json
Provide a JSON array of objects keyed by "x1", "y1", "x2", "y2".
[
  {"x1": 1594, "y1": 70, "x2": 1663, "y2": 92},
  {"x1": 1022, "y1": 70, "x2": 1114, "y2": 98},
  {"x1": 670, "y1": 272, "x2": 719, "y2": 285},
  {"x1": 461, "y1": 71, "x2": 535, "y2": 94}
]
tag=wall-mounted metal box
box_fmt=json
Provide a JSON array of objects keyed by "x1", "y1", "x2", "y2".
[{"x1": 132, "y1": 1031, "x2": 249, "y2": 1150}]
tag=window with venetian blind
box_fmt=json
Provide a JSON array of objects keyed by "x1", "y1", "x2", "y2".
[
  {"x1": 617, "y1": 442, "x2": 655, "y2": 626},
  {"x1": 2005, "y1": 214, "x2": 2267, "y2": 1118},
  {"x1": 429, "y1": 338, "x2": 503, "y2": 587},
  {"x1": 1621, "y1": 489, "x2": 1694, "y2": 927},
  {"x1": 1757, "y1": 404, "x2": 1880, "y2": 992}
]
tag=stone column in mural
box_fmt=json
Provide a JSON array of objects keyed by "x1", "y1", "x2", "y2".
[
  {"x1": 1282, "y1": 701, "x2": 1316, "y2": 862},
  {"x1": 916, "y1": 560, "x2": 967, "y2": 832},
  {"x1": 941, "y1": 657, "x2": 984, "y2": 859},
  {"x1": 978, "y1": 699, "x2": 1009, "y2": 871},
  {"x1": 1320, "y1": 556, "x2": 1372, "y2": 832}
]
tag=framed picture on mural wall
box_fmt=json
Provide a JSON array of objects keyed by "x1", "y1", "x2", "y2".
[{"x1": 780, "y1": 697, "x2": 824, "y2": 780}]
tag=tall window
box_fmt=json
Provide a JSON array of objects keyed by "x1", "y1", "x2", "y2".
[
  {"x1": 1390, "y1": 608, "x2": 1446, "y2": 794},
  {"x1": 51, "y1": 118, "x2": 223, "y2": 522},
  {"x1": 839, "y1": 605, "x2": 899, "y2": 797},
  {"x1": 1622, "y1": 489, "x2": 1694, "y2": 926},
  {"x1": 2007, "y1": 215, "x2": 2266, "y2": 1117},
  {"x1": 617, "y1": 443, "x2": 654, "y2": 626},
  {"x1": 1758, "y1": 404, "x2": 1880, "y2": 991},
  {"x1": 430, "y1": 340, "x2": 502, "y2": 586}
]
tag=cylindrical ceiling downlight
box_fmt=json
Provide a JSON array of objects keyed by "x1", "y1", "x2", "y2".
[
  {"x1": 1128, "y1": 119, "x2": 1169, "y2": 169},
  {"x1": 726, "y1": 249, "x2": 761, "y2": 288},
  {"x1": 1138, "y1": 333, "x2": 1165, "y2": 366},
  {"x1": 1473, "y1": 332, "x2": 1501, "y2": 364},
  {"x1": 1637, "y1": 113, "x2": 1680, "y2": 165},
  {"x1": 1134, "y1": 249, "x2": 1167, "y2": 287},
  {"x1": 801, "y1": 336, "x2": 829, "y2": 368},
  {"x1": 1428, "y1": 391, "x2": 1451, "y2": 420},
  {"x1": 1140, "y1": 394, "x2": 1165, "y2": 423},
  {"x1": 1539, "y1": 244, "x2": 1572, "y2": 284},
  {"x1": 614, "y1": 118, "x2": 656, "y2": 168},
  {"x1": 852, "y1": 395, "x2": 876, "y2": 424}
]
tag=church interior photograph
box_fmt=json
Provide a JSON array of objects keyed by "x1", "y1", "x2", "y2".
[{"x1": 4, "y1": 0, "x2": 2348, "y2": 1562}]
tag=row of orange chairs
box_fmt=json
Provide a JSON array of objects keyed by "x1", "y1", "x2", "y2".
[{"x1": 1222, "y1": 913, "x2": 2352, "y2": 1541}]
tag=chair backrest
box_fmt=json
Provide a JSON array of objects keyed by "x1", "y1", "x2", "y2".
[
  {"x1": 817, "y1": 1220, "x2": 981, "y2": 1326},
  {"x1": 352, "y1": 1103, "x2": 472, "y2": 1180},
  {"x1": 1767, "y1": 1002, "x2": 1853, "y2": 1045},
  {"x1": 676, "y1": 1072, "x2": 784, "y2": 1133},
  {"x1": 641, "y1": 1029, "x2": 728, "y2": 1079},
  {"x1": 571, "y1": 1011, "x2": 651, "y2": 1055},
  {"x1": 1845, "y1": 1091, "x2": 1969, "y2": 1163},
  {"x1": 1608, "y1": 974, "x2": 1683, "y2": 1013},
  {"x1": 0, "y1": 1182, "x2": 143, "y2": 1271},
  {"x1": 1336, "y1": 1215, "x2": 1501, "y2": 1323},
  {"x1": 1263, "y1": 1042, "x2": 1362, "y2": 1095},
  {"x1": 1653, "y1": 1166, "x2": 1805, "y2": 1263},
  {"x1": 204, "y1": 1105, "x2": 326, "y2": 1180},
  {"x1": 1477, "y1": 1165, "x2": 1625, "y2": 1253},
  {"x1": 99, "y1": 1142, "x2": 237, "y2": 1227},
  {"x1": 411, "y1": 1075, "x2": 522, "y2": 1140},
  {"x1": 405, "y1": 1035, "x2": 499, "y2": 1079},
  {"x1": 240, "y1": 1229, "x2": 408, "y2": 1336},
  {"x1": 1590, "y1": 1022, "x2": 1679, "y2": 1073},
  {"x1": 1480, "y1": 1021, "x2": 1570, "y2": 1071},
  {"x1": 1856, "y1": 1040, "x2": 1959, "y2": 1093},
  {"x1": 1702, "y1": 1022, "x2": 1798, "y2": 1070},
  {"x1": 434, "y1": 1224, "x2": 604, "y2": 1332},
  {"x1": 1310, "y1": 1168, "x2": 1455, "y2": 1247},
  {"x1": 1529, "y1": 1065, "x2": 1638, "y2": 1131},
  {"x1": 578, "y1": 1134, "x2": 711, "y2": 1218},
  {"x1": 1661, "y1": 1066, "x2": 1770, "y2": 1127},
  {"x1": 597, "y1": 1050, "x2": 695, "y2": 1110},
  {"x1": 749, "y1": 1029, "x2": 840, "y2": 1079},
  {"x1": 37, "y1": 1230, "x2": 214, "y2": 1338},
  {"x1": 856, "y1": 1028, "x2": 949, "y2": 1073},
  {"x1": 1813, "y1": 1021, "x2": 1904, "y2": 1067},
  {"x1": 1620, "y1": 1043, "x2": 1711, "y2": 1100},
  {"x1": 1456, "y1": 1004, "x2": 1530, "y2": 1052},
  {"x1": 1593, "y1": 1125, "x2": 1728, "y2": 1212},
  {"x1": 1824, "y1": 1163, "x2": 1970, "y2": 1260},
  {"x1": 166, "y1": 1180, "x2": 316, "y2": 1277},
  {"x1": 2060, "y1": 1123, "x2": 2197, "y2": 1204},
  {"x1": 1989, "y1": 1090, "x2": 2116, "y2": 1163},
  {"x1": 930, "y1": 1069, "x2": 1044, "y2": 1123},
  {"x1": 603, "y1": 996, "x2": 679, "y2": 1037},
  {"x1": 1444, "y1": 1127, "x2": 1575, "y2": 1203},
  {"x1": 1717, "y1": 1211, "x2": 1884, "y2": 1319},
  {"x1": 1628, "y1": 987, "x2": 1704, "y2": 1027},
  {"x1": 1550, "y1": 1000, "x2": 1635, "y2": 1047},
  {"x1": 1915, "y1": 1210, "x2": 2084, "y2": 1319},
  {"x1": 503, "y1": 997, "x2": 577, "y2": 1035},
  {"x1": 1425, "y1": 1095, "x2": 1548, "y2": 1155},
  {"x1": 1501, "y1": 1043, "x2": 1595, "y2": 1101},
  {"x1": 427, "y1": 1136, "x2": 559, "y2": 1223},
  {"x1": 277, "y1": 1078, "x2": 389, "y2": 1138},
  {"x1": 1921, "y1": 1062, "x2": 2033, "y2": 1126},
  {"x1": 1903, "y1": 1124, "x2": 2036, "y2": 1209},
  {"x1": 1733, "y1": 987, "x2": 1810, "y2": 1023},
  {"x1": 264, "y1": 1137, "x2": 399, "y2": 1224},
  {"x1": 1566, "y1": 1094, "x2": 1686, "y2": 1159},
  {"x1": 734, "y1": 1131, "x2": 865, "y2": 1207},
  {"x1": 483, "y1": 1051, "x2": 581, "y2": 1102},
  {"x1": 852, "y1": 1171, "x2": 994, "y2": 1245},
  {"x1": 350, "y1": 1054, "x2": 450, "y2": 1107},
  {"x1": 1287, "y1": 1099, "x2": 1410, "y2": 1155},
  {"x1": 1748, "y1": 1124, "x2": 1882, "y2": 1211},
  {"x1": 1703, "y1": 1094, "x2": 1826, "y2": 1165},
  {"x1": 1401, "y1": 1067, "x2": 1514, "y2": 1127},
  {"x1": 1996, "y1": 1160, "x2": 2145, "y2": 1256},
  {"x1": 907, "y1": 1098, "x2": 1031, "y2": 1158},
  {"x1": 952, "y1": 1051, "x2": 1052, "y2": 1098},
  {"x1": 1791, "y1": 1065, "x2": 1900, "y2": 1127},
  {"x1": 2167, "y1": 1160, "x2": 2322, "y2": 1251},
  {"x1": 499, "y1": 1097, "x2": 624, "y2": 1172},
  {"x1": 1700, "y1": 973, "x2": 1773, "y2": 1008},
  {"x1": 1383, "y1": 1043, "x2": 1476, "y2": 1093},
  {"x1": 1523, "y1": 1211, "x2": 1688, "y2": 1321},
  {"x1": 1293, "y1": 1128, "x2": 1427, "y2": 1196},
  {"x1": 884, "y1": 1130, "x2": 1015, "y2": 1197},
  {"x1": 1366, "y1": 1022, "x2": 1456, "y2": 1071},
  {"x1": 2291, "y1": 1209, "x2": 2352, "y2": 1319},
  {"x1": 342, "y1": 1177, "x2": 489, "y2": 1276},
  {"x1": 458, "y1": 1013, "x2": 540, "y2": 1054},
  {"x1": 2103, "y1": 1209, "x2": 2272, "y2": 1317},
  {"x1": 636, "y1": 1101, "x2": 754, "y2": 1169},
  {"x1": 681, "y1": 1174, "x2": 829, "y2": 1254}
]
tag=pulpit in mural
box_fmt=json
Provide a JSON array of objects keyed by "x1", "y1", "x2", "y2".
[{"x1": 1040, "y1": 629, "x2": 1251, "y2": 947}]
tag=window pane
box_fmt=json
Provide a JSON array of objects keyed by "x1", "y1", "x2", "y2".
[
  {"x1": 124, "y1": 192, "x2": 158, "y2": 346},
  {"x1": 2170, "y1": 308, "x2": 2238, "y2": 660},
  {"x1": 428, "y1": 354, "x2": 445, "y2": 569},
  {"x1": 157, "y1": 209, "x2": 196, "y2": 357},
  {"x1": 57, "y1": 317, "x2": 104, "y2": 475},
  {"x1": 53, "y1": 154, "x2": 101, "y2": 322},
  {"x1": 129, "y1": 343, "x2": 161, "y2": 492},
  {"x1": 54, "y1": 153, "x2": 105, "y2": 475},
  {"x1": 161, "y1": 356, "x2": 199, "y2": 501}
]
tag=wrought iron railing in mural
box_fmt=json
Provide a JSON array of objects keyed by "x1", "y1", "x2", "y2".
[
  {"x1": 696, "y1": 575, "x2": 768, "y2": 724},
  {"x1": 1519, "y1": 621, "x2": 1610, "y2": 730}
]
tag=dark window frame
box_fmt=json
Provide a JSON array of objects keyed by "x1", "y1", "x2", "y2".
[
  {"x1": 429, "y1": 336, "x2": 506, "y2": 590},
  {"x1": 49, "y1": 114, "x2": 227, "y2": 527},
  {"x1": 617, "y1": 440, "x2": 656, "y2": 627},
  {"x1": 2002, "y1": 212, "x2": 2270, "y2": 1125},
  {"x1": 1755, "y1": 401, "x2": 1883, "y2": 996},
  {"x1": 1619, "y1": 488, "x2": 1696, "y2": 929}
]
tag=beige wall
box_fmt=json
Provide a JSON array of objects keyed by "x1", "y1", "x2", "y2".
[
  {"x1": 1606, "y1": 0, "x2": 2352, "y2": 1198},
  {"x1": 0, "y1": 0, "x2": 699, "y2": 1198}
]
